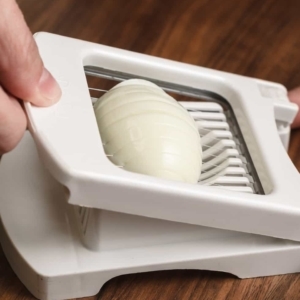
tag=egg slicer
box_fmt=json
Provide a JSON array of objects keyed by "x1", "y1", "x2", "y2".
[{"x1": 1, "y1": 32, "x2": 300, "y2": 300}]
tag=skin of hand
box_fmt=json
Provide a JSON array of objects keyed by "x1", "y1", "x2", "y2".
[
  {"x1": 0, "y1": 0, "x2": 61, "y2": 155},
  {"x1": 289, "y1": 87, "x2": 300, "y2": 128}
]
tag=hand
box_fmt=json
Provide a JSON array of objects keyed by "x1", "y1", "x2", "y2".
[
  {"x1": 289, "y1": 87, "x2": 300, "y2": 128},
  {"x1": 0, "y1": 0, "x2": 61, "y2": 154}
]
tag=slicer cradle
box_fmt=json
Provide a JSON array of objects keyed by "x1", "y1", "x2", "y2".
[
  {"x1": 0, "y1": 133, "x2": 300, "y2": 300},
  {"x1": 1, "y1": 133, "x2": 300, "y2": 300}
]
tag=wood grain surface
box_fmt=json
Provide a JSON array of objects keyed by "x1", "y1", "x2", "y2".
[{"x1": 1, "y1": 0, "x2": 300, "y2": 299}]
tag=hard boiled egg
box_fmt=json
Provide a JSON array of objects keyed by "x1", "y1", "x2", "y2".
[{"x1": 94, "y1": 79, "x2": 202, "y2": 183}]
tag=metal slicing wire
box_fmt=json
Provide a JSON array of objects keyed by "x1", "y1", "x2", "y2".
[{"x1": 87, "y1": 80, "x2": 254, "y2": 190}]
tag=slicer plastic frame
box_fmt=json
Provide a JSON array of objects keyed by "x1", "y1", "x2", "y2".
[{"x1": 25, "y1": 32, "x2": 300, "y2": 241}]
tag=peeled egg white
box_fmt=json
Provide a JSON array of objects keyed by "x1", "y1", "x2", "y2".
[{"x1": 94, "y1": 79, "x2": 202, "y2": 183}]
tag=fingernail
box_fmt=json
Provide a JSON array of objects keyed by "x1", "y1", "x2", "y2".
[{"x1": 38, "y1": 68, "x2": 62, "y2": 104}]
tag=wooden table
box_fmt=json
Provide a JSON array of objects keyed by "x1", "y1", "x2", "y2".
[{"x1": 2, "y1": 0, "x2": 300, "y2": 299}]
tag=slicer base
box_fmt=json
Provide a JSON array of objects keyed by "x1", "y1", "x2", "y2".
[{"x1": 1, "y1": 133, "x2": 300, "y2": 300}]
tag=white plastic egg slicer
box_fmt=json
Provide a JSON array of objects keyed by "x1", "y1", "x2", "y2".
[{"x1": 1, "y1": 32, "x2": 300, "y2": 300}]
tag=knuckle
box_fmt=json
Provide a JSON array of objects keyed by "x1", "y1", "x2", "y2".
[{"x1": 0, "y1": 90, "x2": 26, "y2": 154}]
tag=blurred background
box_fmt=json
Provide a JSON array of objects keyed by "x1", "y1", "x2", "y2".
[
  {"x1": 2, "y1": 0, "x2": 300, "y2": 299},
  {"x1": 17, "y1": 0, "x2": 300, "y2": 86}
]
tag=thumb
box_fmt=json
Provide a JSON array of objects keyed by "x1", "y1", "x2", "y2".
[{"x1": 0, "y1": 0, "x2": 61, "y2": 107}]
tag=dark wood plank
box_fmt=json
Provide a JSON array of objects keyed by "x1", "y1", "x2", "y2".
[{"x1": 1, "y1": 0, "x2": 300, "y2": 299}]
